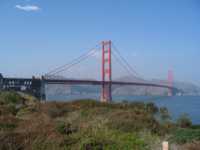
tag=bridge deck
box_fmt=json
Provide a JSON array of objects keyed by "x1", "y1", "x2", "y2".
[
  {"x1": 44, "y1": 79, "x2": 174, "y2": 90},
  {"x1": 0, "y1": 77, "x2": 178, "y2": 93}
]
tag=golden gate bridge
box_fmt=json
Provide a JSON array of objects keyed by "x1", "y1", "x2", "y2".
[{"x1": 0, "y1": 41, "x2": 179, "y2": 102}]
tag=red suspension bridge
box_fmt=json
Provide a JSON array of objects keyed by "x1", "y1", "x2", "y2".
[{"x1": 0, "y1": 41, "x2": 179, "y2": 102}]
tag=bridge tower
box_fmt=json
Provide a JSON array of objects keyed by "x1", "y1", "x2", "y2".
[
  {"x1": 168, "y1": 70, "x2": 173, "y2": 96},
  {"x1": 101, "y1": 41, "x2": 112, "y2": 102}
]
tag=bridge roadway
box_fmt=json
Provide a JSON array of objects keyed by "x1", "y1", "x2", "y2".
[
  {"x1": 44, "y1": 79, "x2": 176, "y2": 90},
  {"x1": 0, "y1": 77, "x2": 177, "y2": 91},
  {"x1": 0, "y1": 75, "x2": 179, "y2": 99}
]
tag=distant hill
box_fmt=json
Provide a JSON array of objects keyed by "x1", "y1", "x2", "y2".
[
  {"x1": 112, "y1": 76, "x2": 200, "y2": 96},
  {"x1": 112, "y1": 76, "x2": 168, "y2": 96}
]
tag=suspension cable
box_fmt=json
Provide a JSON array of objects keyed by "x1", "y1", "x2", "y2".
[
  {"x1": 112, "y1": 50, "x2": 138, "y2": 79},
  {"x1": 47, "y1": 46, "x2": 101, "y2": 77},
  {"x1": 46, "y1": 44, "x2": 101, "y2": 76},
  {"x1": 112, "y1": 43, "x2": 141, "y2": 77}
]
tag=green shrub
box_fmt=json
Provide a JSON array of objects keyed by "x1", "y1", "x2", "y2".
[
  {"x1": 79, "y1": 129, "x2": 149, "y2": 150},
  {"x1": 56, "y1": 121, "x2": 77, "y2": 135},
  {"x1": 190, "y1": 125, "x2": 200, "y2": 129},
  {"x1": 32, "y1": 136, "x2": 62, "y2": 150},
  {"x1": 0, "y1": 123, "x2": 16, "y2": 130},
  {"x1": 171, "y1": 128, "x2": 200, "y2": 144},
  {"x1": 0, "y1": 92, "x2": 22, "y2": 105},
  {"x1": 146, "y1": 102, "x2": 159, "y2": 114},
  {"x1": 7, "y1": 104, "x2": 18, "y2": 115},
  {"x1": 17, "y1": 106, "x2": 37, "y2": 117},
  {"x1": 176, "y1": 113, "x2": 192, "y2": 128},
  {"x1": 56, "y1": 121, "x2": 66, "y2": 134},
  {"x1": 106, "y1": 110, "x2": 162, "y2": 135},
  {"x1": 159, "y1": 107, "x2": 171, "y2": 121}
]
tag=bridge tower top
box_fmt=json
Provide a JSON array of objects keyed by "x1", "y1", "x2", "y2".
[{"x1": 102, "y1": 41, "x2": 112, "y2": 82}]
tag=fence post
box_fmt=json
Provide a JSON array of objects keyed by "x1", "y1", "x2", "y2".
[{"x1": 162, "y1": 141, "x2": 169, "y2": 150}]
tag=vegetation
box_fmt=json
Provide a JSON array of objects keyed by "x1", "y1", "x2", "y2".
[
  {"x1": 0, "y1": 91, "x2": 199, "y2": 150},
  {"x1": 171, "y1": 128, "x2": 200, "y2": 144},
  {"x1": 176, "y1": 113, "x2": 192, "y2": 128}
]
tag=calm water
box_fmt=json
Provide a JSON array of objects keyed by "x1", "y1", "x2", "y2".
[{"x1": 47, "y1": 95, "x2": 200, "y2": 124}]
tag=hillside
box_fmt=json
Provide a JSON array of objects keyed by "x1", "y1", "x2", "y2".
[{"x1": 0, "y1": 91, "x2": 200, "y2": 150}]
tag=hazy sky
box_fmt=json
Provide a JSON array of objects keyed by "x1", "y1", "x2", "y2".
[{"x1": 0, "y1": 0, "x2": 199, "y2": 85}]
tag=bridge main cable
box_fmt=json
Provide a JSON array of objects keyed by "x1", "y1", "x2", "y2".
[
  {"x1": 112, "y1": 42, "x2": 141, "y2": 78},
  {"x1": 112, "y1": 50, "x2": 138, "y2": 79},
  {"x1": 45, "y1": 44, "x2": 101, "y2": 77}
]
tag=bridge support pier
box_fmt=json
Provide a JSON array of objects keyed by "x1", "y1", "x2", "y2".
[
  {"x1": 31, "y1": 76, "x2": 46, "y2": 100},
  {"x1": 40, "y1": 76, "x2": 46, "y2": 101},
  {"x1": 101, "y1": 83, "x2": 112, "y2": 102}
]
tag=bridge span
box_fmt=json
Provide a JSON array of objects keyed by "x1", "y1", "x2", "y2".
[{"x1": 0, "y1": 73, "x2": 179, "y2": 101}]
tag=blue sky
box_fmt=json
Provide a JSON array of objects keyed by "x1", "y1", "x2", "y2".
[{"x1": 0, "y1": 0, "x2": 199, "y2": 85}]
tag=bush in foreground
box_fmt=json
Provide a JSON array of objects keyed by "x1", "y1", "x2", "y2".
[
  {"x1": 176, "y1": 113, "x2": 192, "y2": 128},
  {"x1": 170, "y1": 128, "x2": 200, "y2": 144}
]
